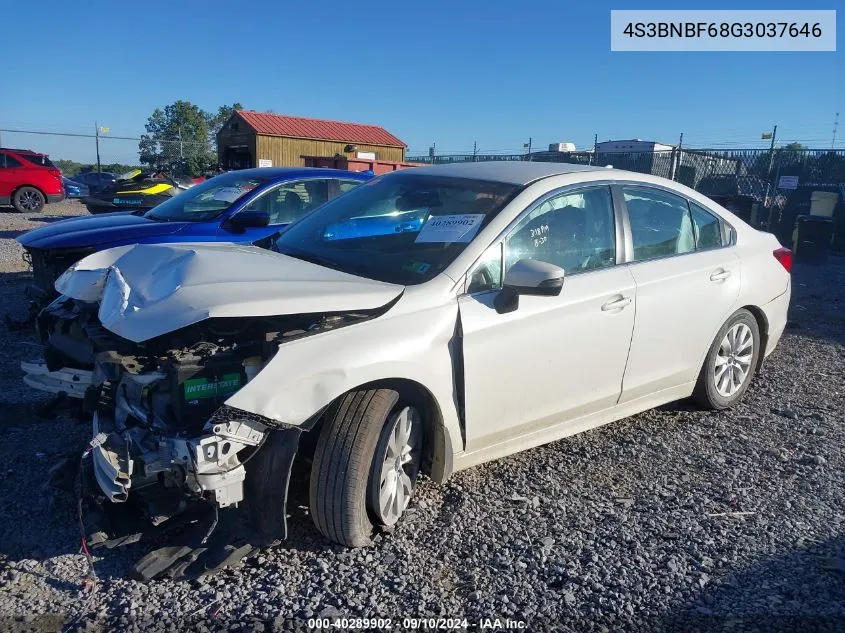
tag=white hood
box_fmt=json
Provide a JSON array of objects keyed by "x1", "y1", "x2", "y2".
[{"x1": 55, "y1": 243, "x2": 404, "y2": 343}]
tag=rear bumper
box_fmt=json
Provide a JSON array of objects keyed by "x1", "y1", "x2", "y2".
[
  {"x1": 761, "y1": 281, "x2": 791, "y2": 356},
  {"x1": 47, "y1": 193, "x2": 64, "y2": 204}
]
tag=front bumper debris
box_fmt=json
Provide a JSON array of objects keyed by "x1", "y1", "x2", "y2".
[
  {"x1": 21, "y1": 361, "x2": 93, "y2": 397},
  {"x1": 71, "y1": 425, "x2": 304, "y2": 580}
]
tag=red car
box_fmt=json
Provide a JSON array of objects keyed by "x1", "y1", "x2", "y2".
[{"x1": 0, "y1": 148, "x2": 64, "y2": 212}]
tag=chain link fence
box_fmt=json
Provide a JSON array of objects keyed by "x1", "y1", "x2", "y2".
[
  {"x1": 0, "y1": 129, "x2": 216, "y2": 177},
  {"x1": 409, "y1": 147, "x2": 845, "y2": 249},
  {"x1": 4, "y1": 127, "x2": 843, "y2": 250}
]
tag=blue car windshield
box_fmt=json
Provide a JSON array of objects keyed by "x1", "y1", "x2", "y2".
[
  {"x1": 146, "y1": 172, "x2": 269, "y2": 222},
  {"x1": 273, "y1": 173, "x2": 519, "y2": 285}
]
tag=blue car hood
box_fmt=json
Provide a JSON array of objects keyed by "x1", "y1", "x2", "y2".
[{"x1": 17, "y1": 212, "x2": 192, "y2": 250}]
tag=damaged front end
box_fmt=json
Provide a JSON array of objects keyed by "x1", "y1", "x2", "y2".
[
  {"x1": 25, "y1": 291, "x2": 386, "y2": 577},
  {"x1": 22, "y1": 242, "x2": 405, "y2": 577}
]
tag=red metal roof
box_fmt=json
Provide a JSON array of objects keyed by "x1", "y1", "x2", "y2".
[{"x1": 234, "y1": 110, "x2": 406, "y2": 148}]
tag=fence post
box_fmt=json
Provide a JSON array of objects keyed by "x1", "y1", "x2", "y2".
[{"x1": 95, "y1": 122, "x2": 101, "y2": 173}]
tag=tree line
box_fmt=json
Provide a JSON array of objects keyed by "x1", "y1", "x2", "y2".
[{"x1": 138, "y1": 101, "x2": 243, "y2": 176}]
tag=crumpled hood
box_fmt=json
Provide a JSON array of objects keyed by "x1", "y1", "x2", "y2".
[
  {"x1": 55, "y1": 243, "x2": 404, "y2": 343},
  {"x1": 17, "y1": 212, "x2": 189, "y2": 250}
]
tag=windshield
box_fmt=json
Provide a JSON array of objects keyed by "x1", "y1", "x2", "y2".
[
  {"x1": 145, "y1": 172, "x2": 269, "y2": 222},
  {"x1": 273, "y1": 173, "x2": 519, "y2": 285}
]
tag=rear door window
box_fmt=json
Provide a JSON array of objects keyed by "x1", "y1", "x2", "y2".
[
  {"x1": 1, "y1": 154, "x2": 23, "y2": 168},
  {"x1": 689, "y1": 202, "x2": 724, "y2": 250},
  {"x1": 623, "y1": 187, "x2": 695, "y2": 261}
]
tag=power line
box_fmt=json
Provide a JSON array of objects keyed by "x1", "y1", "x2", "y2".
[{"x1": 0, "y1": 127, "x2": 140, "y2": 141}]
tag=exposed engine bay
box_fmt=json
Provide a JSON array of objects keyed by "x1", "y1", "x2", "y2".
[{"x1": 25, "y1": 293, "x2": 384, "y2": 576}]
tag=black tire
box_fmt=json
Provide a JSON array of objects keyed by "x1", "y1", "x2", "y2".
[
  {"x1": 310, "y1": 389, "x2": 419, "y2": 547},
  {"x1": 12, "y1": 187, "x2": 45, "y2": 213},
  {"x1": 693, "y1": 309, "x2": 761, "y2": 410}
]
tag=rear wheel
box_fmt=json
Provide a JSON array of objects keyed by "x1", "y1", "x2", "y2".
[
  {"x1": 310, "y1": 389, "x2": 422, "y2": 547},
  {"x1": 13, "y1": 187, "x2": 45, "y2": 213},
  {"x1": 693, "y1": 309, "x2": 760, "y2": 410}
]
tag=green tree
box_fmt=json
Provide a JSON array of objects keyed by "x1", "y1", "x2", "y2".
[
  {"x1": 209, "y1": 102, "x2": 243, "y2": 138},
  {"x1": 138, "y1": 101, "x2": 243, "y2": 176},
  {"x1": 56, "y1": 159, "x2": 139, "y2": 177}
]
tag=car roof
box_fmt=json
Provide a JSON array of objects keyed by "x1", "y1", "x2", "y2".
[
  {"x1": 228, "y1": 167, "x2": 370, "y2": 181},
  {"x1": 0, "y1": 147, "x2": 41, "y2": 154},
  {"x1": 400, "y1": 161, "x2": 608, "y2": 185}
]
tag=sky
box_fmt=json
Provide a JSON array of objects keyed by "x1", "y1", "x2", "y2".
[{"x1": 0, "y1": 0, "x2": 842, "y2": 164}]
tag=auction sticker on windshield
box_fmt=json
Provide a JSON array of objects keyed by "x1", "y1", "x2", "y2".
[{"x1": 415, "y1": 214, "x2": 485, "y2": 243}]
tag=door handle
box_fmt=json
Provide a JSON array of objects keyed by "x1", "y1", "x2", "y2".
[
  {"x1": 710, "y1": 269, "x2": 731, "y2": 282},
  {"x1": 601, "y1": 296, "x2": 632, "y2": 311}
]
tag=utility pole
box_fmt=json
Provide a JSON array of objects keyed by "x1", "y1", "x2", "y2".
[
  {"x1": 473, "y1": 140, "x2": 477, "y2": 162},
  {"x1": 832, "y1": 112, "x2": 839, "y2": 148},
  {"x1": 762, "y1": 125, "x2": 778, "y2": 210},
  {"x1": 178, "y1": 126, "x2": 184, "y2": 159},
  {"x1": 593, "y1": 133, "x2": 598, "y2": 165},
  {"x1": 671, "y1": 132, "x2": 684, "y2": 181},
  {"x1": 95, "y1": 121, "x2": 101, "y2": 173},
  {"x1": 524, "y1": 137, "x2": 532, "y2": 161},
  {"x1": 766, "y1": 124, "x2": 778, "y2": 177}
]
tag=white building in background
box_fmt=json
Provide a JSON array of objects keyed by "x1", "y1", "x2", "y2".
[
  {"x1": 548, "y1": 142, "x2": 577, "y2": 152},
  {"x1": 596, "y1": 139, "x2": 675, "y2": 153}
]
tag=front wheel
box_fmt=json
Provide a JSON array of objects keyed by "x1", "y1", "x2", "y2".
[
  {"x1": 13, "y1": 187, "x2": 45, "y2": 213},
  {"x1": 310, "y1": 389, "x2": 422, "y2": 547},
  {"x1": 693, "y1": 309, "x2": 761, "y2": 410}
]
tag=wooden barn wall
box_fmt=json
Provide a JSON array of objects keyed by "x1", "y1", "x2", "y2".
[
  {"x1": 255, "y1": 136, "x2": 405, "y2": 167},
  {"x1": 216, "y1": 129, "x2": 256, "y2": 166}
]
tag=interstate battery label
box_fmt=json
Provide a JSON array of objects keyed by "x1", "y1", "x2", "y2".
[{"x1": 183, "y1": 373, "x2": 242, "y2": 401}]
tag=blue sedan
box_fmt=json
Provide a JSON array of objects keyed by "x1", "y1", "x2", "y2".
[
  {"x1": 18, "y1": 167, "x2": 371, "y2": 295},
  {"x1": 62, "y1": 177, "x2": 90, "y2": 199}
]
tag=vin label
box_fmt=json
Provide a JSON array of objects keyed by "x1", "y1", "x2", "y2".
[{"x1": 611, "y1": 10, "x2": 836, "y2": 51}]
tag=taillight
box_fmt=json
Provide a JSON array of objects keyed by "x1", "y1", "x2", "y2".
[{"x1": 773, "y1": 247, "x2": 792, "y2": 273}]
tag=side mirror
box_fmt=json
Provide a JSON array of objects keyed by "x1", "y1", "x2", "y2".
[
  {"x1": 226, "y1": 209, "x2": 270, "y2": 231},
  {"x1": 494, "y1": 259, "x2": 565, "y2": 314}
]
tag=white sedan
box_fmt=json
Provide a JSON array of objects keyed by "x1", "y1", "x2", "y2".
[{"x1": 26, "y1": 162, "x2": 791, "y2": 563}]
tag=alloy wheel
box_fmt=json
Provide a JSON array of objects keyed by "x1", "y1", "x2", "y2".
[
  {"x1": 713, "y1": 323, "x2": 754, "y2": 397},
  {"x1": 18, "y1": 190, "x2": 42, "y2": 211},
  {"x1": 373, "y1": 406, "x2": 421, "y2": 526}
]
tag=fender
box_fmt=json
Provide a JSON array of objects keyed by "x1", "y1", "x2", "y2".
[{"x1": 225, "y1": 298, "x2": 464, "y2": 478}]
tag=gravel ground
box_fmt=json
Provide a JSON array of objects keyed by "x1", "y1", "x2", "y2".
[{"x1": 0, "y1": 203, "x2": 844, "y2": 632}]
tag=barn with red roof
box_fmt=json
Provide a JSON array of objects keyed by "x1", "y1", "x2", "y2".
[{"x1": 217, "y1": 110, "x2": 407, "y2": 169}]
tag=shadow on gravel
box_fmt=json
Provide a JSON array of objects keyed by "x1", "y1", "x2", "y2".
[
  {"x1": 662, "y1": 535, "x2": 845, "y2": 632},
  {"x1": 0, "y1": 273, "x2": 36, "y2": 323},
  {"x1": 786, "y1": 256, "x2": 845, "y2": 348},
  {"x1": 0, "y1": 230, "x2": 28, "y2": 240}
]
